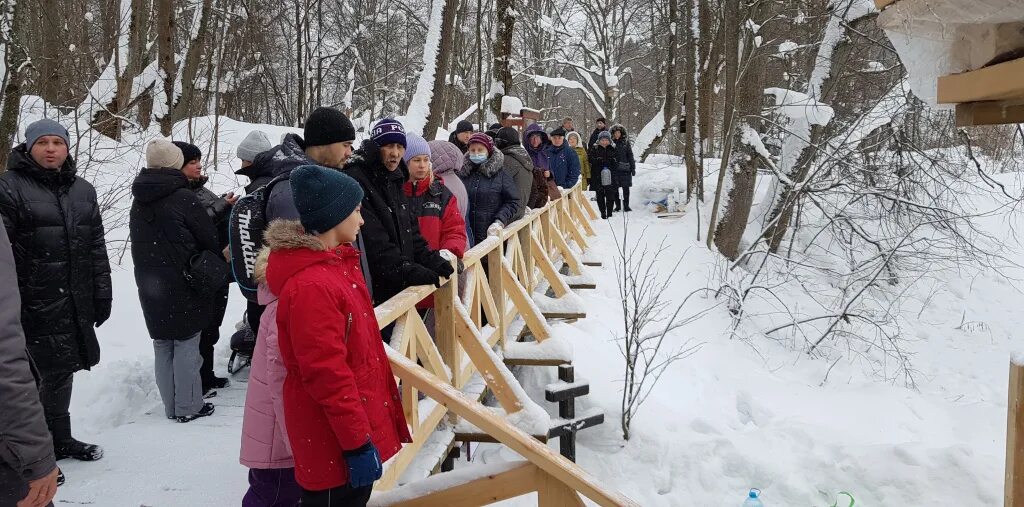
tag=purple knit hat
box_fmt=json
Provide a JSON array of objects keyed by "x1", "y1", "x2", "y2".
[
  {"x1": 467, "y1": 132, "x2": 494, "y2": 155},
  {"x1": 371, "y1": 118, "x2": 407, "y2": 148},
  {"x1": 403, "y1": 133, "x2": 431, "y2": 163}
]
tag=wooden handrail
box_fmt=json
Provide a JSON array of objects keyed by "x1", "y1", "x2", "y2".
[{"x1": 368, "y1": 181, "x2": 630, "y2": 504}]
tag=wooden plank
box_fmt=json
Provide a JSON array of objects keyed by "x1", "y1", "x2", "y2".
[
  {"x1": 570, "y1": 193, "x2": 596, "y2": 237},
  {"x1": 374, "y1": 462, "x2": 539, "y2": 507},
  {"x1": 376, "y1": 402, "x2": 450, "y2": 491},
  {"x1": 938, "y1": 57, "x2": 1024, "y2": 104},
  {"x1": 384, "y1": 350, "x2": 641, "y2": 507},
  {"x1": 454, "y1": 431, "x2": 549, "y2": 444},
  {"x1": 569, "y1": 282, "x2": 597, "y2": 290},
  {"x1": 477, "y1": 270, "x2": 501, "y2": 327},
  {"x1": 551, "y1": 224, "x2": 583, "y2": 276},
  {"x1": 518, "y1": 226, "x2": 535, "y2": 291},
  {"x1": 537, "y1": 469, "x2": 587, "y2": 507},
  {"x1": 561, "y1": 205, "x2": 589, "y2": 251},
  {"x1": 531, "y1": 233, "x2": 570, "y2": 298},
  {"x1": 543, "y1": 312, "x2": 586, "y2": 320},
  {"x1": 1008, "y1": 360, "x2": 1024, "y2": 507},
  {"x1": 376, "y1": 285, "x2": 438, "y2": 329},
  {"x1": 402, "y1": 316, "x2": 418, "y2": 429},
  {"x1": 955, "y1": 101, "x2": 1024, "y2": 127},
  {"x1": 583, "y1": 260, "x2": 603, "y2": 267},
  {"x1": 434, "y1": 261, "x2": 460, "y2": 388},
  {"x1": 501, "y1": 260, "x2": 551, "y2": 342},
  {"x1": 454, "y1": 309, "x2": 524, "y2": 414},
  {"x1": 413, "y1": 319, "x2": 450, "y2": 384},
  {"x1": 503, "y1": 357, "x2": 572, "y2": 367}
]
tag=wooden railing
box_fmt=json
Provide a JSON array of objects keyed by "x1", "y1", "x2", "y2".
[{"x1": 368, "y1": 182, "x2": 636, "y2": 506}]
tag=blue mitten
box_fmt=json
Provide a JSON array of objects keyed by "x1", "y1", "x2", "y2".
[{"x1": 343, "y1": 440, "x2": 383, "y2": 488}]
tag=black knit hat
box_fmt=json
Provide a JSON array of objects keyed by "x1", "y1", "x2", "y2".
[
  {"x1": 454, "y1": 120, "x2": 474, "y2": 135},
  {"x1": 172, "y1": 141, "x2": 201, "y2": 166},
  {"x1": 494, "y1": 127, "x2": 521, "y2": 150},
  {"x1": 304, "y1": 107, "x2": 356, "y2": 148}
]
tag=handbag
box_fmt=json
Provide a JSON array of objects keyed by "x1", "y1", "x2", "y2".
[
  {"x1": 150, "y1": 210, "x2": 230, "y2": 295},
  {"x1": 617, "y1": 161, "x2": 631, "y2": 173}
]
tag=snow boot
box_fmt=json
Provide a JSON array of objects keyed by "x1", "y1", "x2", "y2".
[
  {"x1": 54, "y1": 438, "x2": 103, "y2": 461},
  {"x1": 624, "y1": 206, "x2": 633, "y2": 212},
  {"x1": 56, "y1": 468, "x2": 65, "y2": 487},
  {"x1": 177, "y1": 402, "x2": 215, "y2": 423}
]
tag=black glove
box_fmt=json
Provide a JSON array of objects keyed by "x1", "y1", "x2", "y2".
[
  {"x1": 433, "y1": 260, "x2": 455, "y2": 280},
  {"x1": 94, "y1": 299, "x2": 112, "y2": 327},
  {"x1": 405, "y1": 263, "x2": 441, "y2": 288},
  {"x1": 631, "y1": 169, "x2": 636, "y2": 177}
]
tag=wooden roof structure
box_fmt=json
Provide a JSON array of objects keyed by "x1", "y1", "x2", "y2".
[{"x1": 875, "y1": 0, "x2": 1024, "y2": 126}]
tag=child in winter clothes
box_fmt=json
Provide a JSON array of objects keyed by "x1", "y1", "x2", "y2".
[
  {"x1": 588, "y1": 131, "x2": 618, "y2": 219},
  {"x1": 567, "y1": 131, "x2": 591, "y2": 188},
  {"x1": 239, "y1": 227, "x2": 301, "y2": 507},
  {"x1": 403, "y1": 134, "x2": 468, "y2": 309},
  {"x1": 267, "y1": 165, "x2": 412, "y2": 506}
]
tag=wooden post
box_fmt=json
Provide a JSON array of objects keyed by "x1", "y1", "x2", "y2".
[
  {"x1": 435, "y1": 262, "x2": 460, "y2": 387},
  {"x1": 1008, "y1": 359, "x2": 1024, "y2": 506},
  {"x1": 558, "y1": 365, "x2": 576, "y2": 461},
  {"x1": 537, "y1": 468, "x2": 587, "y2": 507},
  {"x1": 518, "y1": 224, "x2": 534, "y2": 291},
  {"x1": 487, "y1": 247, "x2": 506, "y2": 348}
]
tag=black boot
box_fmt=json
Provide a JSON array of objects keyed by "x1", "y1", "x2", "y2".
[
  {"x1": 623, "y1": 188, "x2": 632, "y2": 212},
  {"x1": 177, "y1": 402, "x2": 216, "y2": 423},
  {"x1": 54, "y1": 438, "x2": 104, "y2": 461}
]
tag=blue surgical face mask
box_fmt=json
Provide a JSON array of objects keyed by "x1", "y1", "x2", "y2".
[{"x1": 469, "y1": 153, "x2": 487, "y2": 164}]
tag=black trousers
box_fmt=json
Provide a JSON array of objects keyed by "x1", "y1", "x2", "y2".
[
  {"x1": 300, "y1": 484, "x2": 372, "y2": 507},
  {"x1": 595, "y1": 186, "x2": 617, "y2": 217},
  {"x1": 200, "y1": 286, "x2": 230, "y2": 382},
  {"x1": 39, "y1": 371, "x2": 74, "y2": 443},
  {"x1": 613, "y1": 186, "x2": 630, "y2": 210}
]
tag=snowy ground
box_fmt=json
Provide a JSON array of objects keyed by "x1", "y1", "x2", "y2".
[{"x1": 36, "y1": 114, "x2": 1021, "y2": 506}]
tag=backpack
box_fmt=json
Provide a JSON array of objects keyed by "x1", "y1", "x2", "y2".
[{"x1": 228, "y1": 175, "x2": 288, "y2": 303}]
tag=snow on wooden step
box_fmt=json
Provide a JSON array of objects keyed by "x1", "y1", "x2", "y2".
[
  {"x1": 533, "y1": 290, "x2": 586, "y2": 315},
  {"x1": 504, "y1": 334, "x2": 573, "y2": 363},
  {"x1": 371, "y1": 460, "x2": 528, "y2": 506}
]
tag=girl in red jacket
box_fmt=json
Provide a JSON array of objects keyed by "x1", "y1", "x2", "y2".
[
  {"x1": 266, "y1": 165, "x2": 412, "y2": 506},
  {"x1": 402, "y1": 134, "x2": 468, "y2": 310}
]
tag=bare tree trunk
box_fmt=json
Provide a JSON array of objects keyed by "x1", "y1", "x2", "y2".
[
  {"x1": 712, "y1": 2, "x2": 771, "y2": 260},
  {"x1": 491, "y1": 0, "x2": 513, "y2": 119},
  {"x1": 423, "y1": 0, "x2": 459, "y2": 138},
  {"x1": 696, "y1": 0, "x2": 717, "y2": 155},
  {"x1": 295, "y1": 2, "x2": 305, "y2": 126},
  {"x1": 639, "y1": 0, "x2": 679, "y2": 160},
  {"x1": 0, "y1": 0, "x2": 27, "y2": 171},
  {"x1": 36, "y1": 0, "x2": 63, "y2": 106},
  {"x1": 156, "y1": 0, "x2": 176, "y2": 136},
  {"x1": 704, "y1": 0, "x2": 739, "y2": 249},
  {"x1": 682, "y1": 0, "x2": 699, "y2": 200}
]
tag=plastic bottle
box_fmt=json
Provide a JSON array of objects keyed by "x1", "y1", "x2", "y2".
[{"x1": 743, "y1": 488, "x2": 764, "y2": 507}]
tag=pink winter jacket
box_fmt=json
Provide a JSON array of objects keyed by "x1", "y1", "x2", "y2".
[{"x1": 240, "y1": 246, "x2": 294, "y2": 469}]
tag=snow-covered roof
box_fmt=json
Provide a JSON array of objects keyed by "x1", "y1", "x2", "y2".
[{"x1": 876, "y1": 0, "x2": 1024, "y2": 124}]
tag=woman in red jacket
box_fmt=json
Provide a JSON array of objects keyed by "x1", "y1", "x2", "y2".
[
  {"x1": 266, "y1": 165, "x2": 412, "y2": 507},
  {"x1": 402, "y1": 134, "x2": 467, "y2": 310}
]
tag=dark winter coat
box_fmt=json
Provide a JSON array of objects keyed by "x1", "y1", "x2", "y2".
[
  {"x1": 458, "y1": 149, "x2": 520, "y2": 242},
  {"x1": 266, "y1": 221, "x2": 411, "y2": 491},
  {"x1": 611, "y1": 125, "x2": 636, "y2": 188},
  {"x1": 543, "y1": 142, "x2": 581, "y2": 188},
  {"x1": 236, "y1": 157, "x2": 275, "y2": 195},
  {"x1": 588, "y1": 127, "x2": 608, "y2": 148},
  {"x1": 528, "y1": 167, "x2": 550, "y2": 209},
  {"x1": 264, "y1": 134, "x2": 317, "y2": 222},
  {"x1": 0, "y1": 146, "x2": 111, "y2": 373},
  {"x1": 588, "y1": 143, "x2": 618, "y2": 190},
  {"x1": 130, "y1": 167, "x2": 220, "y2": 341},
  {"x1": 403, "y1": 178, "x2": 468, "y2": 309},
  {"x1": 500, "y1": 145, "x2": 535, "y2": 219},
  {"x1": 344, "y1": 140, "x2": 450, "y2": 306},
  {"x1": 0, "y1": 224, "x2": 56, "y2": 482},
  {"x1": 448, "y1": 131, "x2": 469, "y2": 153},
  {"x1": 523, "y1": 123, "x2": 550, "y2": 172},
  {"x1": 190, "y1": 176, "x2": 232, "y2": 250}
]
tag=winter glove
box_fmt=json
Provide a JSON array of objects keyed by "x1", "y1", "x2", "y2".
[
  {"x1": 405, "y1": 263, "x2": 442, "y2": 288},
  {"x1": 343, "y1": 440, "x2": 383, "y2": 488},
  {"x1": 94, "y1": 299, "x2": 112, "y2": 328},
  {"x1": 434, "y1": 261, "x2": 455, "y2": 280},
  {"x1": 433, "y1": 249, "x2": 457, "y2": 279},
  {"x1": 487, "y1": 221, "x2": 503, "y2": 237},
  {"x1": 631, "y1": 169, "x2": 636, "y2": 177}
]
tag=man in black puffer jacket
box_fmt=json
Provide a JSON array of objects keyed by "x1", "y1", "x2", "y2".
[
  {"x1": 0, "y1": 119, "x2": 111, "y2": 464},
  {"x1": 344, "y1": 118, "x2": 454, "y2": 309}
]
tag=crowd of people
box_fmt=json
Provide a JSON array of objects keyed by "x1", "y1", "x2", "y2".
[{"x1": 0, "y1": 110, "x2": 637, "y2": 507}]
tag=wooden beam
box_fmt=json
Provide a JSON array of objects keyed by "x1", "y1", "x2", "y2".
[
  {"x1": 372, "y1": 462, "x2": 539, "y2": 507},
  {"x1": 454, "y1": 431, "x2": 548, "y2": 443},
  {"x1": 385, "y1": 350, "x2": 641, "y2": 507},
  {"x1": 537, "y1": 468, "x2": 587, "y2": 507},
  {"x1": 938, "y1": 58, "x2": 1024, "y2": 104},
  {"x1": 1008, "y1": 360, "x2": 1024, "y2": 507},
  {"x1": 454, "y1": 308, "x2": 524, "y2": 414},
  {"x1": 569, "y1": 193, "x2": 596, "y2": 237},
  {"x1": 376, "y1": 285, "x2": 437, "y2": 329},
  {"x1": 487, "y1": 247, "x2": 506, "y2": 348},
  {"x1": 551, "y1": 224, "x2": 583, "y2": 276},
  {"x1": 955, "y1": 101, "x2": 1024, "y2": 127},
  {"x1": 501, "y1": 260, "x2": 551, "y2": 341},
  {"x1": 503, "y1": 357, "x2": 572, "y2": 367},
  {"x1": 376, "y1": 402, "x2": 450, "y2": 491},
  {"x1": 531, "y1": 234, "x2": 570, "y2": 297}
]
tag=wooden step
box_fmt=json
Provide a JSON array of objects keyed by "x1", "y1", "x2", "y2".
[
  {"x1": 542, "y1": 312, "x2": 586, "y2": 320},
  {"x1": 453, "y1": 431, "x2": 549, "y2": 444},
  {"x1": 568, "y1": 282, "x2": 596, "y2": 290},
  {"x1": 503, "y1": 357, "x2": 571, "y2": 367}
]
